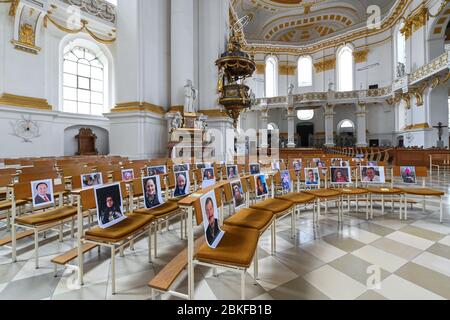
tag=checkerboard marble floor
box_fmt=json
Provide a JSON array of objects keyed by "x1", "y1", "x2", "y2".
[{"x1": 1, "y1": 175, "x2": 450, "y2": 300}]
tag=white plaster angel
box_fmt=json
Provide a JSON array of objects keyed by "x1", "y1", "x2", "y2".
[{"x1": 184, "y1": 79, "x2": 198, "y2": 114}]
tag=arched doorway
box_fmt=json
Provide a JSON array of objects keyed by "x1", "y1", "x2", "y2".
[
  {"x1": 297, "y1": 122, "x2": 314, "y2": 147},
  {"x1": 336, "y1": 119, "x2": 356, "y2": 146}
]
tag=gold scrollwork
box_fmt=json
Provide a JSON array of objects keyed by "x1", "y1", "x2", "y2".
[
  {"x1": 19, "y1": 23, "x2": 35, "y2": 46},
  {"x1": 44, "y1": 14, "x2": 116, "y2": 44},
  {"x1": 314, "y1": 58, "x2": 336, "y2": 73}
]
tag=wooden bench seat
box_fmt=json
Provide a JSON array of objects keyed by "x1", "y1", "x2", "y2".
[
  {"x1": 250, "y1": 198, "x2": 293, "y2": 216},
  {"x1": 399, "y1": 188, "x2": 445, "y2": 197},
  {"x1": 51, "y1": 243, "x2": 98, "y2": 266},
  {"x1": 148, "y1": 237, "x2": 205, "y2": 292},
  {"x1": 275, "y1": 192, "x2": 316, "y2": 204},
  {"x1": 134, "y1": 201, "x2": 179, "y2": 217},
  {"x1": 85, "y1": 213, "x2": 154, "y2": 243},
  {"x1": 196, "y1": 225, "x2": 260, "y2": 268},
  {"x1": 225, "y1": 208, "x2": 274, "y2": 231},
  {"x1": 15, "y1": 206, "x2": 77, "y2": 226},
  {"x1": 0, "y1": 230, "x2": 34, "y2": 246},
  {"x1": 0, "y1": 199, "x2": 27, "y2": 211}
]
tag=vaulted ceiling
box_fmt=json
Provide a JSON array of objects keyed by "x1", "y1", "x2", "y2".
[{"x1": 231, "y1": 0, "x2": 398, "y2": 45}]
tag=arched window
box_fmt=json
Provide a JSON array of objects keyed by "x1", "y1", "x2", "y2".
[
  {"x1": 265, "y1": 56, "x2": 278, "y2": 98},
  {"x1": 297, "y1": 109, "x2": 314, "y2": 121},
  {"x1": 337, "y1": 46, "x2": 354, "y2": 92},
  {"x1": 396, "y1": 23, "x2": 406, "y2": 67},
  {"x1": 63, "y1": 45, "x2": 105, "y2": 115},
  {"x1": 298, "y1": 56, "x2": 312, "y2": 87},
  {"x1": 338, "y1": 119, "x2": 355, "y2": 134}
]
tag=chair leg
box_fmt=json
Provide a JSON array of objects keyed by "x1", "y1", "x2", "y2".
[
  {"x1": 440, "y1": 196, "x2": 443, "y2": 223},
  {"x1": 291, "y1": 209, "x2": 295, "y2": 239},
  {"x1": 148, "y1": 227, "x2": 152, "y2": 263},
  {"x1": 12, "y1": 223, "x2": 17, "y2": 263},
  {"x1": 59, "y1": 223, "x2": 64, "y2": 242},
  {"x1": 111, "y1": 246, "x2": 116, "y2": 295},
  {"x1": 154, "y1": 223, "x2": 158, "y2": 258},
  {"x1": 240, "y1": 269, "x2": 246, "y2": 300},
  {"x1": 34, "y1": 229, "x2": 39, "y2": 269},
  {"x1": 253, "y1": 246, "x2": 259, "y2": 281}
]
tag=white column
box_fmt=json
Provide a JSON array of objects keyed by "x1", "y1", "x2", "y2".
[
  {"x1": 198, "y1": 0, "x2": 228, "y2": 111},
  {"x1": 324, "y1": 104, "x2": 335, "y2": 147},
  {"x1": 287, "y1": 107, "x2": 296, "y2": 148},
  {"x1": 260, "y1": 105, "x2": 269, "y2": 149},
  {"x1": 171, "y1": 0, "x2": 195, "y2": 107},
  {"x1": 356, "y1": 103, "x2": 368, "y2": 147}
]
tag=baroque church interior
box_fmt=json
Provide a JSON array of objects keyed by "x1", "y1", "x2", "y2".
[{"x1": 1, "y1": 0, "x2": 450, "y2": 302}]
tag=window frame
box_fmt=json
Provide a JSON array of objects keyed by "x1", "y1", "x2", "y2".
[
  {"x1": 265, "y1": 55, "x2": 278, "y2": 98},
  {"x1": 336, "y1": 45, "x2": 354, "y2": 92},
  {"x1": 62, "y1": 46, "x2": 105, "y2": 116},
  {"x1": 297, "y1": 56, "x2": 313, "y2": 87}
]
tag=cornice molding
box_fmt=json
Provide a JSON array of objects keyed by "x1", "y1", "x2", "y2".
[
  {"x1": 0, "y1": 93, "x2": 52, "y2": 110},
  {"x1": 112, "y1": 102, "x2": 166, "y2": 115}
]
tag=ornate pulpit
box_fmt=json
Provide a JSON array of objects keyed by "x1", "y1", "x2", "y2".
[{"x1": 75, "y1": 128, "x2": 98, "y2": 155}]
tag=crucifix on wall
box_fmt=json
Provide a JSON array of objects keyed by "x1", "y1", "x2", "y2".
[{"x1": 433, "y1": 122, "x2": 448, "y2": 148}]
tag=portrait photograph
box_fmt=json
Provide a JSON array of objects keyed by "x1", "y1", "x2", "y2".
[
  {"x1": 81, "y1": 173, "x2": 103, "y2": 189},
  {"x1": 255, "y1": 174, "x2": 268, "y2": 197},
  {"x1": 401, "y1": 166, "x2": 417, "y2": 184},
  {"x1": 121, "y1": 169, "x2": 134, "y2": 182},
  {"x1": 272, "y1": 161, "x2": 281, "y2": 171},
  {"x1": 281, "y1": 170, "x2": 291, "y2": 191},
  {"x1": 94, "y1": 183, "x2": 126, "y2": 229},
  {"x1": 361, "y1": 166, "x2": 385, "y2": 184},
  {"x1": 331, "y1": 167, "x2": 351, "y2": 184},
  {"x1": 368, "y1": 161, "x2": 378, "y2": 167},
  {"x1": 226, "y1": 165, "x2": 239, "y2": 180},
  {"x1": 304, "y1": 168, "x2": 320, "y2": 186},
  {"x1": 196, "y1": 163, "x2": 211, "y2": 169},
  {"x1": 202, "y1": 168, "x2": 215, "y2": 189},
  {"x1": 249, "y1": 163, "x2": 261, "y2": 175},
  {"x1": 200, "y1": 190, "x2": 225, "y2": 249},
  {"x1": 142, "y1": 176, "x2": 164, "y2": 209},
  {"x1": 231, "y1": 180, "x2": 245, "y2": 210},
  {"x1": 147, "y1": 165, "x2": 167, "y2": 176},
  {"x1": 31, "y1": 179, "x2": 54, "y2": 208},
  {"x1": 340, "y1": 160, "x2": 350, "y2": 167},
  {"x1": 173, "y1": 163, "x2": 190, "y2": 172},
  {"x1": 293, "y1": 160, "x2": 302, "y2": 171},
  {"x1": 174, "y1": 171, "x2": 191, "y2": 197}
]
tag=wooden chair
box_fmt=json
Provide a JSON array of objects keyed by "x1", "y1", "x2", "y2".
[
  {"x1": 393, "y1": 166, "x2": 445, "y2": 222},
  {"x1": 10, "y1": 178, "x2": 77, "y2": 268},
  {"x1": 74, "y1": 183, "x2": 154, "y2": 294},
  {"x1": 132, "y1": 176, "x2": 184, "y2": 257},
  {"x1": 178, "y1": 186, "x2": 260, "y2": 300}
]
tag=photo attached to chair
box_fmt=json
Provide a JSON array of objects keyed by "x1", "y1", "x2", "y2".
[
  {"x1": 142, "y1": 175, "x2": 164, "y2": 209},
  {"x1": 304, "y1": 168, "x2": 320, "y2": 186},
  {"x1": 81, "y1": 173, "x2": 103, "y2": 189},
  {"x1": 31, "y1": 179, "x2": 54, "y2": 209},
  {"x1": 360, "y1": 166, "x2": 385, "y2": 184},
  {"x1": 280, "y1": 170, "x2": 291, "y2": 191},
  {"x1": 368, "y1": 161, "x2": 378, "y2": 166},
  {"x1": 200, "y1": 190, "x2": 225, "y2": 249},
  {"x1": 121, "y1": 169, "x2": 134, "y2": 182},
  {"x1": 340, "y1": 160, "x2": 350, "y2": 167},
  {"x1": 400, "y1": 166, "x2": 416, "y2": 184},
  {"x1": 293, "y1": 159, "x2": 302, "y2": 172},
  {"x1": 331, "y1": 167, "x2": 351, "y2": 184},
  {"x1": 147, "y1": 165, "x2": 167, "y2": 176},
  {"x1": 94, "y1": 183, "x2": 126, "y2": 229},
  {"x1": 331, "y1": 158, "x2": 342, "y2": 165},
  {"x1": 249, "y1": 163, "x2": 261, "y2": 175},
  {"x1": 255, "y1": 174, "x2": 269, "y2": 198},
  {"x1": 173, "y1": 163, "x2": 190, "y2": 172},
  {"x1": 202, "y1": 168, "x2": 216, "y2": 189},
  {"x1": 231, "y1": 179, "x2": 245, "y2": 210},
  {"x1": 174, "y1": 171, "x2": 190, "y2": 197},
  {"x1": 271, "y1": 160, "x2": 281, "y2": 171},
  {"x1": 227, "y1": 165, "x2": 239, "y2": 180},
  {"x1": 196, "y1": 163, "x2": 211, "y2": 170}
]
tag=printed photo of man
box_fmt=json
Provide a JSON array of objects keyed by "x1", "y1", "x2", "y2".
[{"x1": 34, "y1": 181, "x2": 52, "y2": 205}]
